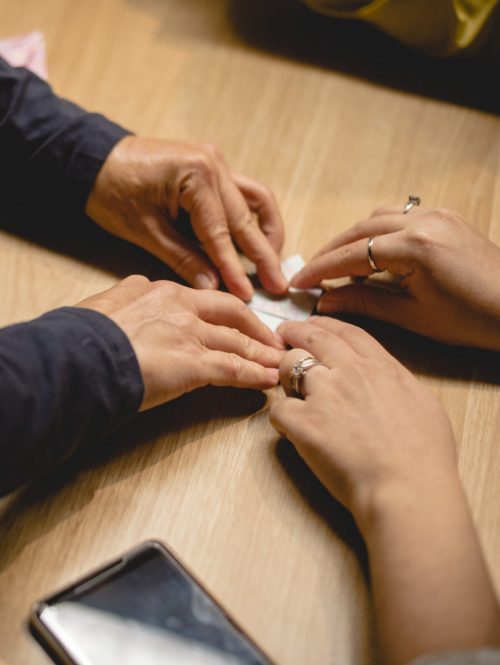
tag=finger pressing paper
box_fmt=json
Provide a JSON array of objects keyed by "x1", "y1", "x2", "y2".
[{"x1": 247, "y1": 255, "x2": 321, "y2": 331}]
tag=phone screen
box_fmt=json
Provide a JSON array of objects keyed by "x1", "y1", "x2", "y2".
[{"x1": 36, "y1": 544, "x2": 273, "y2": 665}]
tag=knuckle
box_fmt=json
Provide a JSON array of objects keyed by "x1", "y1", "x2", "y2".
[
  {"x1": 212, "y1": 224, "x2": 232, "y2": 241},
  {"x1": 406, "y1": 224, "x2": 436, "y2": 251},
  {"x1": 260, "y1": 183, "x2": 275, "y2": 201},
  {"x1": 372, "y1": 205, "x2": 389, "y2": 217},
  {"x1": 336, "y1": 319, "x2": 368, "y2": 340},
  {"x1": 305, "y1": 329, "x2": 324, "y2": 347},
  {"x1": 225, "y1": 353, "x2": 243, "y2": 380},
  {"x1": 234, "y1": 213, "x2": 256, "y2": 234},
  {"x1": 432, "y1": 208, "x2": 465, "y2": 229},
  {"x1": 336, "y1": 243, "x2": 354, "y2": 264},
  {"x1": 189, "y1": 153, "x2": 215, "y2": 180},
  {"x1": 121, "y1": 274, "x2": 150, "y2": 286},
  {"x1": 352, "y1": 220, "x2": 366, "y2": 235},
  {"x1": 203, "y1": 142, "x2": 225, "y2": 162},
  {"x1": 433, "y1": 207, "x2": 455, "y2": 222},
  {"x1": 202, "y1": 222, "x2": 231, "y2": 244},
  {"x1": 239, "y1": 331, "x2": 255, "y2": 357},
  {"x1": 151, "y1": 279, "x2": 180, "y2": 298},
  {"x1": 178, "y1": 311, "x2": 200, "y2": 329},
  {"x1": 219, "y1": 290, "x2": 248, "y2": 315},
  {"x1": 232, "y1": 295, "x2": 248, "y2": 316},
  {"x1": 171, "y1": 250, "x2": 196, "y2": 276}
]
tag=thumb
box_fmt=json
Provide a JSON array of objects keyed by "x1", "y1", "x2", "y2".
[{"x1": 317, "y1": 284, "x2": 419, "y2": 329}]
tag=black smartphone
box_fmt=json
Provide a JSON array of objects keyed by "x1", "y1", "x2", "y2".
[{"x1": 30, "y1": 540, "x2": 276, "y2": 665}]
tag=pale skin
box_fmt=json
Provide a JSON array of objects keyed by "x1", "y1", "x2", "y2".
[
  {"x1": 76, "y1": 275, "x2": 284, "y2": 410},
  {"x1": 86, "y1": 136, "x2": 288, "y2": 302},
  {"x1": 270, "y1": 317, "x2": 500, "y2": 665},
  {"x1": 291, "y1": 206, "x2": 500, "y2": 351}
]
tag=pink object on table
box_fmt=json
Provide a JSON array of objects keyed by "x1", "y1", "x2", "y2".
[{"x1": 0, "y1": 30, "x2": 48, "y2": 80}]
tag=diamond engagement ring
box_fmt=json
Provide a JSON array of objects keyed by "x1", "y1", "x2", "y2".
[
  {"x1": 289, "y1": 356, "x2": 327, "y2": 396},
  {"x1": 403, "y1": 195, "x2": 421, "y2": 214}
]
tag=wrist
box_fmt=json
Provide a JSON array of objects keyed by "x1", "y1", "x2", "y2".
[
  {"x1": 354, "y1": 468, "x2": 500, "y2": 661},
  {"x1": 351, "y1": 466, "x2": 463, "y2": 542},
  {"x1": 85, "y1": 135, "x2": 134, "y2": 222}
]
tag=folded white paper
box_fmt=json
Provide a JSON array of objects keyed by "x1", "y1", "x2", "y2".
[{"x1": 248, "y1": 255, "x2": 321, "y2": 331}]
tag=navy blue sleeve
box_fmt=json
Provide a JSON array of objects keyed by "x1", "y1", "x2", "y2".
[
  {"x1": 0, "y1": 307, "x2": 144, "y2": 496},
  {"x1": 0, "y1": 56, "x2": 130, "y2": 220}
]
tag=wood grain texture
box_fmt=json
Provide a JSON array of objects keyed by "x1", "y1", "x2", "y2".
[{"x1": 0, "y1": 1, "x2": 499, "y2": 664}]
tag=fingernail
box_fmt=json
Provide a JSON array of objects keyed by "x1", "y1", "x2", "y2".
[
  {"x1": 277, "y1": 272, "x2": 289, "y2": 292},
  {"x1": 274, "y1": 331, "x2": 286, "y2": 349},
  {"x1": 242, "y1": 277, "x2": 254, "y2": 302},
  {"x1": 194, "y1": 273, "x2": 217, "y2": 289}
]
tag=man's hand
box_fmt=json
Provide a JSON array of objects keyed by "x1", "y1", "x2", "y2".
[
  {"x1": 86, "y1": 137, "x2": 287, "y2": 301},
  {"x1": 77, "y1": 276, "x2": 284, "y2": 410},
  {"x1": 291, "y1": 206, "x2": 500, "y2": 351}
]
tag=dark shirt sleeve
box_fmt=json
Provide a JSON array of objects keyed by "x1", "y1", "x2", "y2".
[
  {"x1": 0, "y1": 307, "x2": 144, "y2": 496},
  {"x1": 0, "y1": 56, "x2": 130, "y2": 220}
]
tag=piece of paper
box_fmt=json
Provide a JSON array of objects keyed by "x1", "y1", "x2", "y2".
[
  {"x1": 248, "y1": 255, "x2": 321, "y2": 331},
  {"x1": 0, "y1": 31, "x2": 48, "y2": 80}
]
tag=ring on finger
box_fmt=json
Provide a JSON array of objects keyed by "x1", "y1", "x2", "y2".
[
  {"x1": 403, "y1": 195, "x2": 421, "y2": 214},
  {"x1": 289, "y1": 356, "x2": 328, "y2": 397},
  {"x1": 367, "y1": 236, "x2": 383, "y2": 273}
]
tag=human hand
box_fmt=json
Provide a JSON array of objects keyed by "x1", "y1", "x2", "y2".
[
  {"x1": 269, "y1": 316, "x2": 457, "y2": 528},
  {"x1": 291, "y1": 206, "x2": 500, "y2": 351},
  {"x1": 270, "y1": 317, "x2": 500, "y2": 664},
  {"x1": 76, "y1": 276, "x2": 284, "y2": 410},
  {"x1": 86, "y1": 136, "x2": 287, "y2": 301}
]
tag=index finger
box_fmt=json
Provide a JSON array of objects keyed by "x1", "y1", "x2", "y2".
[
  {"x1": 311, "y1": 213, "x2": 406, "y2": 259},
  {"x1": 179, "y1": 176, "x2": 254, "y2": 301},
  {"x1": 232, "y1": 172, "x2": 285, "y2": 253},
  {"x1": 291, "y1": 232, "x2": 410, "y2": 288},
  {"x1": 189, "y1": 289, "x2": 285, "y2": 350},
  {"x1": 311, "y1": 205, "x2": 431, "y2": 260},
  {"x1": 218, "y1": 173, "x2": 287, "y2": 294}
]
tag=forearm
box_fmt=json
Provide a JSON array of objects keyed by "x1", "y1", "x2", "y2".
[
  {"x1": 359, "y1": 472, "x2": 500, "y2": 665},
  {"x1": 0, "y1": 308, "x2": 143, "y2": 496},
  {"x1": 0, "y1": 57, "x2": 129, "y2": 221}
]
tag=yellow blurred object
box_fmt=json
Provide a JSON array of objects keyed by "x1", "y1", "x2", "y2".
[{"x1": 302, "y1": 0, "x2": 499, "y2": 56}]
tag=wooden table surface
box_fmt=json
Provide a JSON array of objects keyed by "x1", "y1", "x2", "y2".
[{"x1": 0, "y1": 1, "x2": 499, "y2": 664}]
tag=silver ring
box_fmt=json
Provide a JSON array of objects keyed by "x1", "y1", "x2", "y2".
[
  {"x1": 367, "y1": 236, "x2": 383, "y2": 273},
  {"x1": 403, "y1": 195, "x2": 421, "y2": 214},
  {"x1": 289, "y1": 356, "x2": 327, "y2": 396}
]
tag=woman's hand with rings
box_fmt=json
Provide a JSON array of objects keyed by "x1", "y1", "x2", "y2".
[
  {"x1": 272, "y1": 316, "x2": 500, "y2": 664},
  {"x1": 270, "y1": 316, "x2": 457, "y2": 529},
  {"x1": 290, "y1": 206, "x2": 500, "y2": 351}
]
